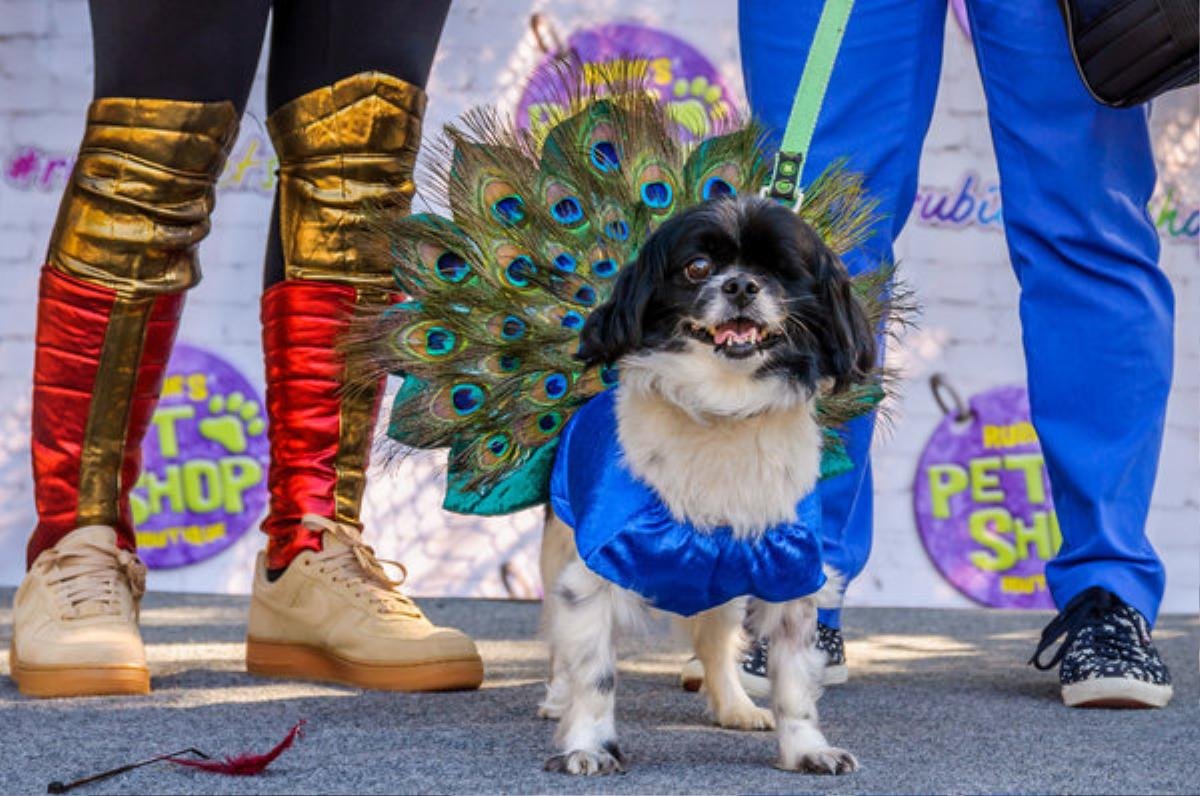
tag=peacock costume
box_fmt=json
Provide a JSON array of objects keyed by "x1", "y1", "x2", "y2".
[{"x1": 349, "y1": 56, "x2": 904, "y2": 616}]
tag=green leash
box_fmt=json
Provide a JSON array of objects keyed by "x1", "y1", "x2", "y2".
[{"x1": 762, "y1": 0, "x2": 855, "y2": 208}]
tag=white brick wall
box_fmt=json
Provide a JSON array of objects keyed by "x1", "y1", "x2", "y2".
[{"x1": 0, "y1": 1, "x2": 1195, "y2": 613}]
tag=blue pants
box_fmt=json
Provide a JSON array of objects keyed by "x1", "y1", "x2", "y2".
[{"x1": 739, "y1": 0, "x2": 1173, "y2": 626}]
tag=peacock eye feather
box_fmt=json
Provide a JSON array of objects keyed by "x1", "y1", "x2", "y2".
[
  {"x1": 468, "y1": 430, "x2": 514, "y2": 471},
  {"x1": 500, "y1": 315, "x2": 525, "y2": 340},
  {"x1": 573, "y1": 284, "x2": 597, "y2": 306},
  {"x1": 435, "y1": 251, "x2": 471, "y2": 283},
  {"x1": 640, "y1": 181, "x2": 673, "y2": 209},
  {"x1": 450, "y1": 383, "x2": 485, "y2": 415},
  {"x1": 560, "y1": 310, "x2": 584, "y2": 329},
  {"x1": 491, "y1": 194, "x2": 526, "y2": 226},
  {"x1": 591, "y1": 259, "x2": 618, "y2": 278},
  {"x1": 550, "y1": 196, "x2": 584, "y2": 225},
  {"x1": 600, "y1": 364, "x2": 619, "y2": 387},
  {"x1": 552, "y1": 252, "x2": 577, "y2": 272},
  {"x1": 524, "y1": 370, "x2": 574, "y2": 406},
  {"x1": 485, "y1": 312, "x2": 528, "y2": 341},
  {"x1": 475, "y1": 431, "x2": 513, "y2": 468},
  {"x1": 543, "y1": 373, "x2": 568, "y2": 399},
  {"x1": 424, "y1": 326, "x2": 456, "y2": 357},
  {"x1": 504, "y1": 255, "x2": 536, "y2": 287},
  {"x1": 590, "y1": 141, "x2": 620, "y2": 172},
  {"x1": 604, "y1": 220, "x2": 630, "y2": 241},
  {"x1": 702, "y1": 176, "x2": 736, "y2": 201}
]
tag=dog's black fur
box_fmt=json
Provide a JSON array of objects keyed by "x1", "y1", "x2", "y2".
[{"x1": 578, "y1": 196, "x2": 876, "y2": 393}]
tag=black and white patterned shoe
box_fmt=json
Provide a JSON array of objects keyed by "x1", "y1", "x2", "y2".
[
  {"x1": 736, "y1": 624, "x2": 848, "y2": 697},
  {"x1": 1031, "y1": 586, "x2": 1173, "y2": 709},
  {"x1": 737, "y1": 636, "x2": 771, "y2": 697},
  {"x1": 678, "y1": 624, "x2": 848, "y2": 696},
  {"x1": 816, "y1": 622, "x2": 849, "y2": 685}
]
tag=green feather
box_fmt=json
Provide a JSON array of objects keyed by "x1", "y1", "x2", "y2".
[{"x1": 344, "y1": 56, "x2": 912, "y2": 515}]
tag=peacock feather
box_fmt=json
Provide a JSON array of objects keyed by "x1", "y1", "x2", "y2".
[{"x1": 346, "y1": 57, "x2": 908, "y2": 515}]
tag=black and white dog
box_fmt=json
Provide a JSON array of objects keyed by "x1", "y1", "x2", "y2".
[{"x1": 538, "y1": 195, "x2": 876, "y2": 775}]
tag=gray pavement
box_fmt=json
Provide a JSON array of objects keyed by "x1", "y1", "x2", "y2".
[{"x1": 0, "y1": 590, "x2": 1196, "y2": 795}]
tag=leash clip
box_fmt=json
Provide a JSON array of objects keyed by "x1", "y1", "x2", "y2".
[{"x1": 762, "y1": 151, "x2": 805, "y2": 210}]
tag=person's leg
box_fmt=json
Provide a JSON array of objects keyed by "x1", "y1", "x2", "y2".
[
  {"x1": 739, "y1": 0, "x2": 947, "y2": 629},
  {"x1": 966, "y1": 0, "x2": 1173, "y2": 707},
  {"x1": 91, "y1": 0, "x2": 268, "y2": 115},
  {"x1": 257, "y1": 0, "x2": 449, "y2": 568},
  {"x1": 261, "y1": 0, "x2": 449, "y2": 289},
  {"x1": 16, "y1": 0, "x2": 268, "y2": 698},
  {"x1": 243, "y1": 0, "x2": 482, "y2": 693}
]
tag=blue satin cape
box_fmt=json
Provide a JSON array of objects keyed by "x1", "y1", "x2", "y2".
[{"x1": 549, "y1": 390, "x2": 825, "y2": 617}]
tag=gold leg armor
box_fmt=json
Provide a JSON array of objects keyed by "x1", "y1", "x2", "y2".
[
  {"x1": 30, "y1": 99, "x2": 238, "y2": 561},
  {"x1": 261, "y1": 72, "x2": 425, "y2": 564}
]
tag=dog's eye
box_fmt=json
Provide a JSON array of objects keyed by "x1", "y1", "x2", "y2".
[{"x1": 684, "y1": 257, "x2": 713, "y2": 282}]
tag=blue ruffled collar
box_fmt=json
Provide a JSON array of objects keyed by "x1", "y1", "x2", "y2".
[{"x1": 549, "y1": 390, "x2": 825, "y2": 616}]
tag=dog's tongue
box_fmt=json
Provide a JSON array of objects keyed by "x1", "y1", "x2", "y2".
[{"x1": 713, "y1": 319, "x2": 759, "y2": 347}]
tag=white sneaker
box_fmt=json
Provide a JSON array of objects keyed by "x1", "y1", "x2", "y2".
[{"x1": 11, "y1": 526, "x2": 149, "y2": 697}]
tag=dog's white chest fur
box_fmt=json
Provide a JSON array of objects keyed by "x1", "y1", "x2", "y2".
[{"x1": 615, "y1": 366, "x2": 822, "y2": 537}]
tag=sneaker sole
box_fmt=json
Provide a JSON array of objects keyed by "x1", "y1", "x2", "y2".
[
  {"x1": 1062, "y1": 677, "x2": 1173, "y2": 709},
  {"x1": 680, "y1": 661, "x2": 848, "y2": 695},
  {"x1": 10, "y1": 647, "x2": 149, "y2": 698},
  {"x1": 822, "y1": 663, "x2": 849, "y2": 686},
  {"x1": 245, "y1": 637, "x2": 484, "y2": 692},
  {"x1": 740, "y1": 666, "x2": 849, "y2": 697}
]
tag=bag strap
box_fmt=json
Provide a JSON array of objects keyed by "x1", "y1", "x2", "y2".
[{"x1": 762, "y1": 0, "x2": 855, "y2": 208}]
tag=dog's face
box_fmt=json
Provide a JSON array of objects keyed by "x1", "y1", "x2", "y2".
[{"x1": 579, "y1": 196, "x2": 876, "y2": 405}]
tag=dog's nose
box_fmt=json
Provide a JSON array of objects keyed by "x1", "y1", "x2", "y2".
[{"x1": 722, "y1": 275, "x2": 760, "y2": 308}]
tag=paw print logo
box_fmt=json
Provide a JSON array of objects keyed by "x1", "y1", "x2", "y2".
[
  {"x1": 667, "y1": 75, "x2": 731, "y2": 139},
  {"x1": 198, "y1": 392, "x2": 266, "y2": 454}
]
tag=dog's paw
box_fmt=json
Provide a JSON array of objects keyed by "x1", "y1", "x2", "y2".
[
  {"x1": 776, "y1": 746, "x2": 858, "y2": 775},
  {"x1": 544, "y1": 746, "x2": 627, "y2": 776},
  {"x1": 714, "y1": 702, "x2": 775, "y2": 731},
  {"x1": 536, "y1": 700, "x2": 564, "y2": 720}
]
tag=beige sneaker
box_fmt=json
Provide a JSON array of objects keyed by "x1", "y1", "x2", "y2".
[
  {"x1": 245, "y1": 515, "x2": 484, "y2": 691},
  {"x1": 11, "y1": 526, "x2": 150, "y2": 698}
]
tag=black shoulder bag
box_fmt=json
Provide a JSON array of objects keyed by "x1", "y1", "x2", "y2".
[{"x1": 1059, "y1": 0, "x2": 1198, "y2": 106}]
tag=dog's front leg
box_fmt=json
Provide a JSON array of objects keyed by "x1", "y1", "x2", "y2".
[
  {"x1": 538, "y1": 511, "x2": 577, "y2": 719},
  {"x1": 751, "y1": 598, "x2": 857, "y2": 774},
  {"x1": 688, "y1": 599, "x2": 774, "y2": 730},
  {"x1": 542, "y1": 559, "x2": 625, "y2": 776}
]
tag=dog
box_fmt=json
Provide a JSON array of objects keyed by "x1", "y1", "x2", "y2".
[{"x1": 536, "y1": 194, "x2": 876, "y2": 776}]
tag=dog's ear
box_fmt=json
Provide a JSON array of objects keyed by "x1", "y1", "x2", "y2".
[
  {"x1": 812, "y1": 243, "x2": 876, "y2": 392},
  {"x1": 576, "y1": 238, "x2": 665, "y2": 366}
]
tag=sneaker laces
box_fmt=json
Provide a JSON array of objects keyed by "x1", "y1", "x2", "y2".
[
  {"x1": 301, "y1": 514, "x2": 421, "y2": 617},
  {"x1": 1029, "y1": 586, "x2": 1139, "y2": 670},
  {"x1": 34, "y1": 539, "x2": 146, "y2": 620}
]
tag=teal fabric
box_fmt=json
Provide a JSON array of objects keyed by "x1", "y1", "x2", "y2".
[{"x1": 442, "y1": 440, "x2": 558, "y2": 515}]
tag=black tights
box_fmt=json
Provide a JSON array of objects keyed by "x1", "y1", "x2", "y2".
[{"x1": 89, "y1": 0, "x2": 452, "y2": 288}]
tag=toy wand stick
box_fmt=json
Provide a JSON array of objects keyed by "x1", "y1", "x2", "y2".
[{"x1": 47, "y1": 748, "x2": 210, "y2": 793}]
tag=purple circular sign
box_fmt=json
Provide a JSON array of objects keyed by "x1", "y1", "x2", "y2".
[
  {"x1": 131, "y1": 343, "x2": 269, "y2": 569},
  {"x1": 913, "y1": 385, "x2": 1060, "y2": 609},
  {"x1": 516, "y1": 22, "x2": 738, "y2": 142}
]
